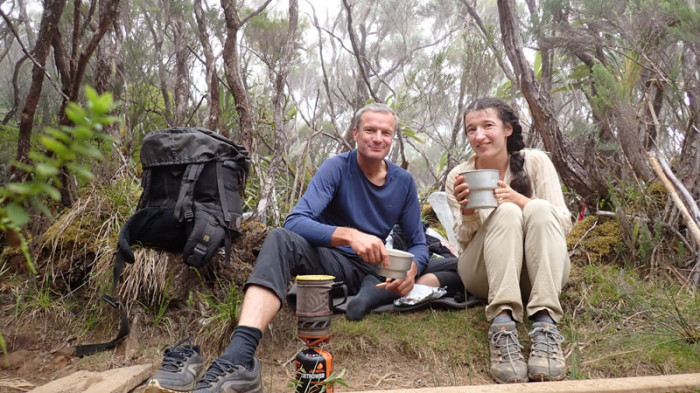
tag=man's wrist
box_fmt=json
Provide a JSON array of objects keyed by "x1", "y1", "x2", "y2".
[{"x1": 330, "y1": 226, "x2": 355, "y2": 247}]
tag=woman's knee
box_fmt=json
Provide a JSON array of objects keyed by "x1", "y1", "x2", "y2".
[
  {"x1": 492, "y1": 201, "x2": 523, "y2": 222},
  {"x1": 488, "y1": 202, "x2": 523, "y2": 232},
  {"x1": 523, "y1": 199, "x2": 558, "y2": 227}
]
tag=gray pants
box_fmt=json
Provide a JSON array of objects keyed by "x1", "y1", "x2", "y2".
[
  {"x1": 246, "y1": 228, "x2": 463, "y2": 306},
  {"x1": 457, "y1": 199, "x2": 570, "y2": 323}
]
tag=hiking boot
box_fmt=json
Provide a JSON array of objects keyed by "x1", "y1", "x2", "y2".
[
  {"x1": 145, "y1": 338, "x2": 203, "y2": 393},
  {"x1": 528, "y1": 322, "x2": 566, "y2": 381},
  {"x1": 193, "y1": 357, "x2": 262, "y2": 393},
  {"x1": 488, "y1": 321, "x2": 528, "y2": 383}
]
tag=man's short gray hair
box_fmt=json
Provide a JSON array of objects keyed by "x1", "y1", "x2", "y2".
[{"x1": 353, "y1": 103, "x2": 399, "y2": 134}]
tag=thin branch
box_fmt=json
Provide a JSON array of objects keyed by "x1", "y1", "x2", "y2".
[
  {"x1": 459, "y1": 0, "x2": 516, "y2": 84},
  {"x1": 648, "y1": 152, "x2": 700, "y2": 248},
  {"x1": 341, "y1": 0, "x2": 380, "y2": 103},
  {"x1": 655, "y1": 153, "x2": 700, "y2": 225},
  {"x1": 0, "y1": 8, "x2": 69, "y2": 100},
  {"x1": 307, "y1": 1, "x2": 347, "y2": 150},
  {"x1": 187, "y1": 44, "x2": 231, "y2": 92},
  {"x1": 239, "y1": 0, "x2": 273, "y2": 26}
]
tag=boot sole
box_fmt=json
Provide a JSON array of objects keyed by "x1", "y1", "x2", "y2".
[
  {"x1": 528, "y1": 371, "x2": 566, "y2": 382},
  {"x1": 144, "y1": 380, "x2": 194, "y2": 393}
]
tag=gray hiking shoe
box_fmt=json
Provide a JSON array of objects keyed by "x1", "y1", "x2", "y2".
[
  {"x1": 528, "y1": 322, "x2": 566, "y2": 381},
  {"x1": 488, "y1": 321, "x2": 528, "y2": 383},
  {"x1": 193, "y1": 357, "x2": 262, "y2": 393},
  {"x1": 145, "y1": 338, "x2": 203, "y2": 393}
]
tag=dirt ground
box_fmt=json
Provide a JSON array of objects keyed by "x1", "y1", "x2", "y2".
[
  {"x1": 0, "y1": 221, "x2": 496, "y2": 392},
  {"x1": 0, "y1": 305, "x2": 492, "y2": 392}
]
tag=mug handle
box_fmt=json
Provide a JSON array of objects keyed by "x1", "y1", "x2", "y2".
[{"x1": 331, "y1": 281, "x2": 348, "y2": 309}]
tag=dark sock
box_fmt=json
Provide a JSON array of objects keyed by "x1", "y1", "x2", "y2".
[
  {"x1": 220, "y1": 325, "x2": 262, "y2": 370},
  {"x1": 346, "y1": 275, "x2": 399, "y2": 321},
  {"x1": 532, "y1": 312, "x2": 555, "y2": 325},
  {"x1": 492, "y1": 314, "x2": 514, "y2": 325}
]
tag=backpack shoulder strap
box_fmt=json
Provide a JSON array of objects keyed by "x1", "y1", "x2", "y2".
[
  {"x1": 174, "y1": 163, "x2": 206, "y2": 222},
  {"x1": 73, "y1": 295, "x2": 130, "y2": 357},
  {"x1": 216, "y1": 161, "x2": 233, "y2": 265},
  {"x1": 216, "y1": 161, "x2": 231, "y2": 226}
]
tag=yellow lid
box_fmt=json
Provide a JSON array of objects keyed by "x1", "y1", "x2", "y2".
[{"x1": 296, "y1": 274, "x2": 335, "y2": 281}]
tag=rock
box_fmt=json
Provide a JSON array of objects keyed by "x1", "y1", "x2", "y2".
[
  {"x1": 0, "y1": 378, "x2": 35, "y2": 391},
  {"x1": 0, "y1": 349, "x2": 33, "y2": 370},
  {"x1": 28, "y1": 363, "x2": 153, "y2": 393},
  {"x1": 50, "y1": 353, "x2": 71, "y2": 370}
]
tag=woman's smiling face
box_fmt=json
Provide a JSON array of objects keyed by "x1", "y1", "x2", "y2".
[{"x1": 465, "y1": 108, "x2": 512, "y2": 160}]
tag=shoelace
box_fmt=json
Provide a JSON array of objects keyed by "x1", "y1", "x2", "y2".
[
  {"x1": 528, "y1": 326, "x2": 565, "y2": 358},
  {"x1": 160, "y1": 337, "x2": 197, "y2": 372},
  {"x1": 491, "y1": 329, "x2": 525, "y2": 372},
  {"x1": 195, "y1": 358, "x2": 239, "y2": 388}
]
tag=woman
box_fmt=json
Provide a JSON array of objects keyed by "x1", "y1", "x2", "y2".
[{"x1": 445, "y1": 97, "x2": 572, "y2": 383}]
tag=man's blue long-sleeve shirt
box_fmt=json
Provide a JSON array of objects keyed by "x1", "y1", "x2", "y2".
[{"x1": 284, "y1": 150, "x2": 429, "y2": 275}]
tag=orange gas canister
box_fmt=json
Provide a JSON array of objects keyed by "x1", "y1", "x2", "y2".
[{"x1": 294, "y1": 347, "x2": 333, "y2": 393}]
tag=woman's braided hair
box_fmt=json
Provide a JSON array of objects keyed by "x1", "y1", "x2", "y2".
[{"x1": 464, "y1": 97, "x2": 532, "y2": 197}]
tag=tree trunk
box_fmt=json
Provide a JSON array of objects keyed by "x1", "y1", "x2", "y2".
[
  {"x1": 17, "y1": 0, "x2": 36, "y2": 45},
  {"x1": 2, "y1": 56, "x2": 29, "y2": 125},
  {"x1": 144, "y1": 6, "x2": 173, "y2": 126},
  {"x1": 497, "y1": 0, "x2": 594, "y2": 198},
  {"x1": 253, "y1": 0, "x2": 298, "y2": 224},
  {"x1": 221, "y1": 0, "x2": 271, "y2": 151},
  {"x1": 16, "y1": 0, "x2": 68, "y2": 166},
  {"x1": 193, "y1": 0, "x2": 221, "y2": 131},
  {"x1": 51, "y1": 0, "x2": 121, "y2": 205},
  {"x1": 172, "y1": 4, "x2": 189, "y2": 126}
]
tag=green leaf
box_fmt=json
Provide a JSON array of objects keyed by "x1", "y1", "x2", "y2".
[
  {"x1": 72, "y1": 144, "x2": 104, "y2": 160},
  {"x1": 5, "y1": 203, "x2": 30, "y2": 227},
  {"x1": 6, "y1": 183, "x2": 33, "y2": 195},
  {"x1": 38, "y1": 183, "x2": 62, "y2": 201},
  {"x1": 496, "y1": 79, "x2": 512, "y2": 98},
  {"x1": 72, "y1": 125, "x2": 93, "y2": 139},
  {"x1": 44, "y1": 127, "x2": 72, "y2": 143},
  {"x1": 534, "y1": 51, "x2": 542, "y2": 82},
  {"x1": 66, "y1": 163, "x2": 95, "y2": 180},
  {"x1": 9, "y1": 160, "x2": 33, "y2": 173},
  {"x1": 401, "y1": 128, "x2": 425, "y2": 143},
  {"x1": 568, "y1": 64, "x2": 591, "y2": 81},
  {"x1": 92, "y1": 92, "x2": 114, "y2": 115},
  {"x1": 30, "y1": 196, "x2": 53, "y2": 218},
  {"x1": 0, "y1": 331, "x2": 6, "y2": 354},
  {"x1": 85, "y1": 86, "x2": 98, "y2": 103},
  {"x1": 40, "y1": 136, "x2": 70, "y2": 156},
  {"x1": 65, "y1": 103, "x2": 88, "y2": 125},
  {"x1": 437, "y1": 151, "x2": 448, "y2": 175},
  {"x1": 35, "y1": 163, "x2": 60, "y2": 177}
]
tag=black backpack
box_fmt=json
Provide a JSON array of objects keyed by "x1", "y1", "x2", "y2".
[
  {"x1": 113, "y1": 127, "x2": 250, "y2": 285},
  {"x1": 73, "y1": 127, "x2": 250, "y2": 357}
]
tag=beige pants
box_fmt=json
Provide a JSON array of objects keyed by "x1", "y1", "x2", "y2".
[{"x1": 457, "y1": 199, "x2": 570, "y2": 323}]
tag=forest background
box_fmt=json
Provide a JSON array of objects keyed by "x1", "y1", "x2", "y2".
[{"x1": 0, "y1": 0, "x2": 699, "y2": 391}]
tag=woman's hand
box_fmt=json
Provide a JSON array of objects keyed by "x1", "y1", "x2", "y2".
[
  {"x1": 495, "y1": 180, "x2": 531, "y2": 209},
  {"x1": 454, "y1": 174, "x2": 476, "y2": 215}
]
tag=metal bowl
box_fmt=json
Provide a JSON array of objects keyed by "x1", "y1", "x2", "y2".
[{"x1": 377, "y1": 249, "x2": 414, "y2": 279}]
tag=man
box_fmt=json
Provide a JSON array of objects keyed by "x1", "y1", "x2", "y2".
[{"x1": 145, "y1": 103, "x2": 429, "y2": 393}]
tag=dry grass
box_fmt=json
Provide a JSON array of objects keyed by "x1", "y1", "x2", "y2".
[
  {"x1": 35, "y1": 178, "x2": 139, "y2": 292},
  {"x1": 2, "y1": 182, "x2": 699, "y2": 391}
]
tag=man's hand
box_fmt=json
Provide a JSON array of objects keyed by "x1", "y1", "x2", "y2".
[
  {"x1": 383, "y1": 262, "x2": 418, "y2": 297},
  {"x1": 332, "y1": 227, "x2": 389, "y2": 266}
]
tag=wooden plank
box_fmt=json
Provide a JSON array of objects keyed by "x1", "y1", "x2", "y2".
[{"x1": 345, "y1": 373, "x2": 700, "y2": 393}]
